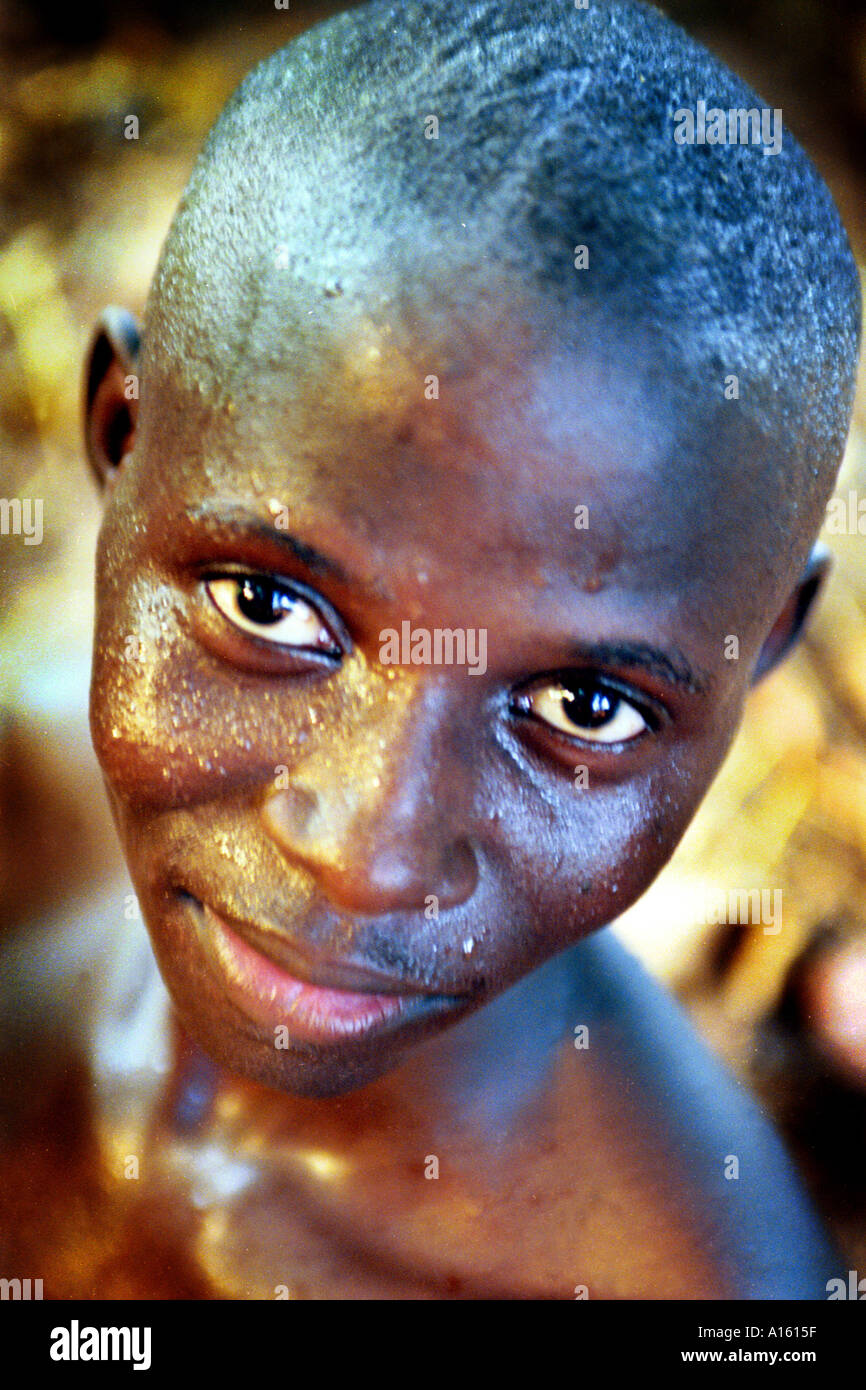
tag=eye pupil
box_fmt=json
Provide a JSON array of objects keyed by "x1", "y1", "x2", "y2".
[
  {"x1": 237, "y1": 577, "x2": 291, "y2": 625},
  {"x1": 561, "y1": 681, "x2": 616, "y2": 728}
]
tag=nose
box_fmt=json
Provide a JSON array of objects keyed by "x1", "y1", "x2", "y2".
[{"x1": 259, "y1": 678, "x2": 480, "y2": 915}]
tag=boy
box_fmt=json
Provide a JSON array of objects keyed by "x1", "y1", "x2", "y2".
[{"x1": 8, "y1": 0, "x2": 863, "y2": 1297}]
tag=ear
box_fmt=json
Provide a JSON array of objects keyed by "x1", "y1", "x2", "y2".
[
  {"x1": 751, "y1": 543, "x2": 831, "y2": 686},
  {"x1": 83, "y1": 306, "x2": 141, "y2": 490}
]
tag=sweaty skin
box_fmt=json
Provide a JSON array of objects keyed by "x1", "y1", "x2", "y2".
[
  {"x1": 89, "y1": 287, "x2": 810, "y2": 1096},
  {"x1": 0, "y1": 278, "x2": 822, "y2": 1298}
]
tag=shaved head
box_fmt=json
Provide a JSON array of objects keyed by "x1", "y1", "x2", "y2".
[{"x1": 142, "y1": 0, "x2": 860, "y2": 555}]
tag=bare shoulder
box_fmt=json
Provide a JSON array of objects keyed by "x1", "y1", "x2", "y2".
[
  {"x1": 0, "y1": 881, "x2": 162, "y2": 1128},
  {"x1": 531, "y1": 930, "x2": 841, "y2": 1298}
]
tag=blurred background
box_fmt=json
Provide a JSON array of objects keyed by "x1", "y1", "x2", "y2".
[{"x1": 1, "y1": 0, "x2": 865, "y2": 1273}]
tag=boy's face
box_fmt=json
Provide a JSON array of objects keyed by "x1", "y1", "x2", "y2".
[{"x1": 87, "y1": 277, "x2": 816, "y2": 1096}]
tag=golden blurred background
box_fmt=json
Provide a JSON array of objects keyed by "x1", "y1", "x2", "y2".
[{"x1": 1, "y1": 0, "x2": 865, "y2": 1272}]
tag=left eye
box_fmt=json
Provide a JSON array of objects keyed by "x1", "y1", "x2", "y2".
[
  {"x1": 205, "y1": 575, "x2": 339, "y2": 652},
  {"x1": 515, "y1": 674, "x2": 649, "y2": 745}
]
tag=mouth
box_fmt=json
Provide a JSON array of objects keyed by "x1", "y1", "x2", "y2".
[{"x1": 182, "y1": 894, "x2": 466, "y2": 1046}]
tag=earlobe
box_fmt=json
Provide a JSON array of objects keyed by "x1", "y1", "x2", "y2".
[
  {"x1": 83, "y1": 306, "x2": 141, "y2": 490},
  {"x1": 751, "y1": 543, "x2": 831, "y2": 685}
]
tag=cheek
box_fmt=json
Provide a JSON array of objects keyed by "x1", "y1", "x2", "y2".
[
  {"x1": 89, "y1": 575, "x2": 303, "y2": 811},
  {"x1": 496, "y1": 764, "x2": 710, "y2": 959},
  {"x1": 90, "y1": 586, "x2": 220, "y2": 810}
]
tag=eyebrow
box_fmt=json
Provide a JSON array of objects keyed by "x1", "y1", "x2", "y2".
[
  {"x1": 565, "y1": 640, "x2": 711, "y2": 695},
  {"x1": 185, "y1": 503, "x2": 350, "y2": 585}
]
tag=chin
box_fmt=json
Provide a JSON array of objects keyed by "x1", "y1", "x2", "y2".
[{"x1": 180, "y1": 1003, "x2": 409, "y2": 1100}]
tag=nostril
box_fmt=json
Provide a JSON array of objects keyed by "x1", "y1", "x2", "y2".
[
  {"x1": 439, "y1": 838, "x2": 480, "y2": 910},
  {"x1": 261, "y1": 785, "x2": 318, "y2": 844}
]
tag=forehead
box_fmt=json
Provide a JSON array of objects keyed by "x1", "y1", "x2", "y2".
[{"x1": 134, "y1": 283, "x2": 788, "y2": 625}]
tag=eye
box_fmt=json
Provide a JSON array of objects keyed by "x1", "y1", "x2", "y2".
[
  {"x1": 205, "y1": 574, "x2": 340, "y2": 653},
  {"x1": 514, "y1": 673, "x2": 650, "y2": 745}
]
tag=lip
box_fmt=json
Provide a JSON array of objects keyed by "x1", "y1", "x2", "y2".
[{"x1": 187, "y1": 898, "x2": 462, "y2": 1045}]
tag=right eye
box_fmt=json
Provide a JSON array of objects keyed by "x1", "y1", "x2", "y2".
[
  {"x1": 205, "y1": 574, "x2": 339, "y2": 654},
  {"x1": 520, "y1": 675, "x2": 649, "y2": 744},
  {"x1": 511, "y1": 669, "x2": 659, "y2": 750}
]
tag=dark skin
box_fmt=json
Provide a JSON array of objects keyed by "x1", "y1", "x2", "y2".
[{"x1": 0, "y1": 276, "x2": 838, "y2": 1298}]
